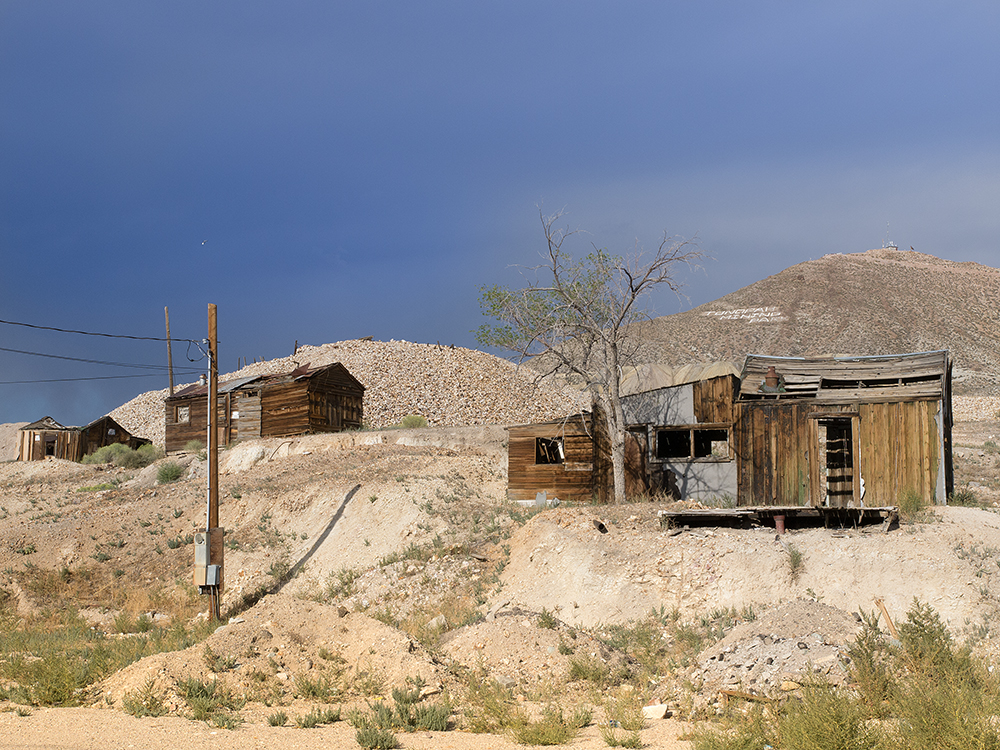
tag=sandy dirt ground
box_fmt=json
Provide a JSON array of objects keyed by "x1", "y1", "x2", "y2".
[{"x1": 0, "y1": 420, "x2": 998, "y2": 748}]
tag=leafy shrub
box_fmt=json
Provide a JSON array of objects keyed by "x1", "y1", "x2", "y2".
[
  {"x1": 81, "y1": 443, "x2": 162, "y2": 469},
  {"x1": 397, "y1": 414, "x2": 428, "y2": 429},
  {"x1": 157, "y1": 462, "x2": 185, "y2": 484}
]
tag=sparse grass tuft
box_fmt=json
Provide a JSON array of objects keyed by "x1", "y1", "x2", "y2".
[
  {"x1": 898, "y1": 487, "x2": 929, "y2": 522},
  {"x1": 122, "y1": 678, "x2": 168, "y2": 718},
  {"x1": 787, "y1": 543, "x2": 804, "y2": 583},
  {"x1": 156, "y1": 462, "x2": 185, "y2": 484}
]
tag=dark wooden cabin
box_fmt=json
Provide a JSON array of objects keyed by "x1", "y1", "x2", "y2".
[
  {"x1": 17, "y1": 414, "x2": 148, "y2": 462},
  {"x1": 734, "y1": 351, "x2": 952, "y2": 508},
  {"x1": 164, "y1": 362, "x2": 364, "y2": 452}
]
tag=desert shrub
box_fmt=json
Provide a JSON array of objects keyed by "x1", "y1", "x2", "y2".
[
  {"x1": 81, "y1": 443, "x2": 162, "y2": 469},
  {"x1": 397, "y1": 414, "x2": 428, "y2": 429},
  {"x1": 295, "y1": 673, "x2": 339, "y2": 701},
  {"x1": 462, "y1": 673, "x2": 516, "y2": 733},
  {"x1": 948, "y1": 487, "x2": 979, "y2": 507},
  {"x1": 509, "y1": 704, "x2": 578, "y2": 746},
  {"x1": 122, "y1": 678, "x2": 167, "y2": 717},
  {"x1": 537, "y1": 608, "x2": 558, "y2": 629},
  {"x1": 604, "y1": 692, "x2": 644, "y2": 732},
  {"x1": 203, "y1": 645, "x2": 237, "y2": 673},
  {"x1": 267, "y1": 710, "x2": 287, "y2": 726},
  {"x1": 184, "y1": 439, "x2": 204, "y2": 452},
  {"x1": 325, "y1": 567, "x2": 360, "y2": 599},
  {"x1": 355, "y1": 721, "x2": 398, "y2": 750},
  {"x1": 157, "y1": 462, "x2": 185, "y2": 484},
  {"x1": 696, "y1": 600, "x2": 1000, "y2": 750},
  {"x1": 787, "y1": 543, "x2": 804, "y2": 582},
  {"x1": 601, "y1": 726, "x2": 642, "y2": 748},
  {"x1": 898, "y1": 487, "x2": 928, "y2": 521},
  {"x1": 81, "y1": 443, "x2": 131, "y2": 465}
]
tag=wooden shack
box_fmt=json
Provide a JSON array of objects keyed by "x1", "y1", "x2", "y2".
[
  {"x1": 18, "y1": 415, "x2": 150, "y2": 462},
  {"x1": 506, "y1": 412, "x2": 601, "y2": 503},
  {"x1": 164, "y1": 362, "x2": 364, "y2": 452},
  {"x1": 735, "y1": 351, "x2": 952, "y2": 507},
  {"x1": 78, "y1": 415, "x2": 151, "y2": 457},
  {"x1": 506, "y1": 351, "x2": 953, "y2": 508},
  {"x1": 17, "y1": 417, "x2": 82, "y2": 461}
]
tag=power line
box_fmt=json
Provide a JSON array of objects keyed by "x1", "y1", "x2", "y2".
[
  {"x1": 0, "y1": 317, "x2": 201, "y2": 343},
  {"x1": 0, "y1": 374, "x2": 185, "y2": 385},
  {"x1": 0, "y1": 345, "x2": 202, "y2": 372}
]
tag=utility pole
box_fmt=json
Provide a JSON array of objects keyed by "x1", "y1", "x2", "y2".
[
  {"x1": 194, "y1": 304, "x2": 223, "y2": 621},
  {"x1": 165, "y1": 306, "x2": 174, "y2": 397}
]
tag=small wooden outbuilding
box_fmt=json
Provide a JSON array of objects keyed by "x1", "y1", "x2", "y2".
[
  {"x1": 506, "y1": 413, "x2": 601, "y2": 504},
  {"x1": 17, "y1": 417, "x2": 81, "y2": 461},
  {"x1": 18, "y1": 415, "x2": 149, "y2": 462},
  {"x1": 164, "y1": 362, "x2": 365, "y2": 452}
]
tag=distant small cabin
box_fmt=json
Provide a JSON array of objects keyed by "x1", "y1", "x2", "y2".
[
  {"x1": 18, "y1": 415, "x2": 149, "y2": 462},
  {"x1": 164, "y1": 362, "x2": 364, "y2": 452}
]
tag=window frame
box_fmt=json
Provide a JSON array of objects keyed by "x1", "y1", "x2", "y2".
[{"x1": 654, "y1": 423, "x2": 732, "y2": 462}]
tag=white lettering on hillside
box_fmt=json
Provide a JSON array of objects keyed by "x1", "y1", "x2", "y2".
[{"x1": 702, "y1": 306, "x2": 786, "y2": 324}]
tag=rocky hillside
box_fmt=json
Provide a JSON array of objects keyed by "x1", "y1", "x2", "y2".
[
  {"x1": 637, "y1": 249, "x2": 1000, "y2": 395},
  {"x1": 110, "y1": 339, "x2": 587, "y2": 447}
]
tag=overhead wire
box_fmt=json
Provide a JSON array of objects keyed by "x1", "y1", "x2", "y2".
[
  {"x1": 0, "y1": 345, "x2": 202, "y2": 372},
  {"x1": 0, "y1": 317, "x2": 202, "y2": 343}
]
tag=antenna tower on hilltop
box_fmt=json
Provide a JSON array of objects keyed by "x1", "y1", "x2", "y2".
[{"x1": 882, "y1": 222, "x2": 898, "y2": 250}]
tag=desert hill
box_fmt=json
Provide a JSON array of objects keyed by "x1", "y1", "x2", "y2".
[
  {"x1": 638, "y1": 248, "x2": 1000, "y2": 394},
  {"x1": 108, "y1": 338, "x2": 587, "y2": 448}
]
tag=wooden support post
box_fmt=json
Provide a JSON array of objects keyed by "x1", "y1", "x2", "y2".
[
  {"x1": 165, "y1": 306, "x2": 174, "y2": 397},
  {"x1": 206, "y1": 303, "x2": 222, "y2": 620}
]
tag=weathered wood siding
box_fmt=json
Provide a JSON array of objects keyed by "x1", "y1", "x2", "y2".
[
  {"x1": 260, "y1": 381, "x2": 311, "y2": 437},
  {"x1": 735, "y1": 402, "x2": 829, "y2": 507},
  {"x1": 858, "y1": 400, "x2": 940, "y2": 506},
  {"x1": 164, "y1": 395, "x2": 217, "y2": 452},
  {"x1": 693, "y1": 375, "x2": 738, "y2": 424},
  {"x1": 234, "y1": 391, "x2": 262, "y2": 441},
  {"x1": 507, "y1": 415, "x2": 596, "y2": 503},
  {"x1": 18, "y1": 430, "x2": 81, "y2": 461},
  {"x1": 305, "y1": 366, "x2": 364, "y2": 432}
]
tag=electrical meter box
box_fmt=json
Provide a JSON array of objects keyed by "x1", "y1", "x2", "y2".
[{"x1": 193, "y1": 528, "x2": 224, "y2": 590}]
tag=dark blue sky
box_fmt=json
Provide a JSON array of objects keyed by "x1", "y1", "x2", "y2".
[{"x1": 3, "y1": 2, "x2": 1000, "y2": 425}]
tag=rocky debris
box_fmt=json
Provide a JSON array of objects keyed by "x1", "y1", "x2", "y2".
[
  {"x1": 688, "y1": 600, "x2": 859, "y2": 697},
  {"x1": 953, "y1": 396, "x2": 1000, "y2": 422},
  {"x1": 110, "y1": 339, "x2": 588, "y2": 447}
]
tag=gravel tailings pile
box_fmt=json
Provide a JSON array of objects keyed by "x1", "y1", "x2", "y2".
[{"x1": 111, "y1": 339, "x2": 587, "y2": 447}]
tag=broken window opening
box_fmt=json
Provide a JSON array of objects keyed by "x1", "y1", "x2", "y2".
[
  {"x1": 535, "y1": 437, "x2": 565, "y2": 465},
  {"x1": 176, "y1": 405, "x2": 190, "y2": 424},
  {"x1": 656, "y1": 427, "x2": 731, "y2": 460}
]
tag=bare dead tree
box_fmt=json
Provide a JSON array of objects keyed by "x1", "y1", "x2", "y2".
[{"x1": 477, "y1": 210, "x2": 702, "y2": 504}]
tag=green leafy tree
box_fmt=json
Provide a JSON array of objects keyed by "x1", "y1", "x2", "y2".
[{"x1": 477, "y1": 211, "x2": 701, "y2": 504}]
